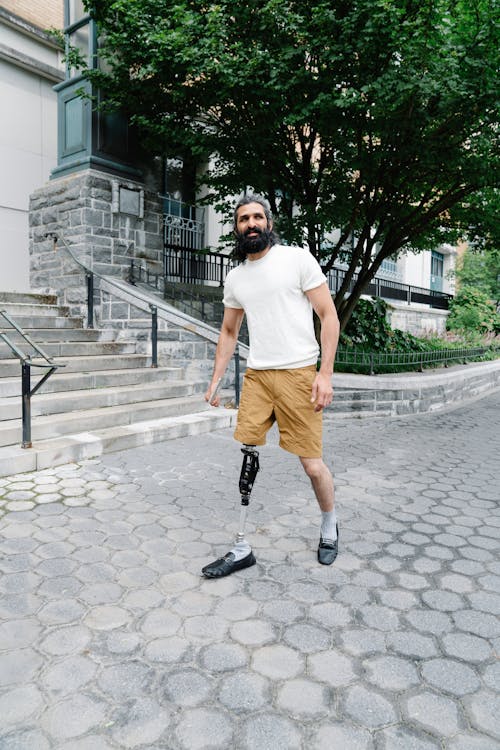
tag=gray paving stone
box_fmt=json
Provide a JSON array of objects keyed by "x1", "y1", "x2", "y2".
[
  {"x1": 446, "y1": 733, "x2": 500, "y2": 749},
  {"x1": 340, "y1": 628, "x2": 387, "y2": 656},
  {"x1": 482, "y1": 661, "x2": 500, "y2": 691},
  {"x1": 342, "y1": 684, "x2": 398, "y2": 728},
  {"x1": 276, "y1": 677, "x2": 330, "y2": 717},
  {"x1": 283, "y1": 622, "x2": 331, "y2": 652},
  {"x1": 39, "y1": 625, "x2": 91, "y2": 655},
  {"x1": 312, "y1": 722, "x2": 374, "y2": 750},
  {"x1": 440, "y1": 632, "x2": 493, "y2": 662},
  {"x1": 376, "y1": 725, "x2": 441, "y2": 749},
  {"x1": 0, "y1": 619, "x2": 41, "y2": 650},
  {"x1": 230, "y1": 618, "x2": 276, "y2": 646},
  {"x1": 463, "y1": 690, "x2": 500, "y2": 740},
  {"x1": 219, "y1": 671, "x2": 270, "y2": 711},
  {"x1": 110, "y1": 697, "x2": 171, "y2": 748},
  {"x1": 160, "y1": 668, "x2": 213, "y2": 706},
  {"x1": 252, "y1": 644, "x2": 304, "y2": 679},
  {"x1": 452, "y1": 609, "x2": 500, "y2": 638},
  {"x1": 175, "y1": 707, "x2": 233, "y2": 750},
  {"x1": 97, "y1": 661, "x2": 154, "y2": 700},
  {"x1": 200, "y1": 641, "x2": 248, "y2": 671},
  {"x1": 403, "y1": 691, "x2": 464, "y2": 736},
  {"x1": 405, "y1": 609, "x2": 453, "y2": 635},
  {"x1": 364, "y1": 655, "x2": 420, "y2": 691},
  {"x1": 242, "y1": 712, "x2": 302, "y2": 750},
  {"x1": 84, "y1": 604, "x2": 131, "y2": 630},
  {"x1": 421, "y1": 658, "x2": 481, "y2": 696},
  {"x1": 41, "y1": 654, "x2": 97, "y2": 695},
  {"x1": 0, "y1": 684, "x2": 44, "y2": 727},
  {"x1": 308, "y1": 649, "x2": 358, "y2": 687},
  {"x1": 0, "y1": 729, "x2": 51, "y2": 750},
  {"x1": 0, "y1": 648, "x2": 42, "y2": 688},
  {"x1": 40, "y1": 693, "x2": 107, "y2": 740}
]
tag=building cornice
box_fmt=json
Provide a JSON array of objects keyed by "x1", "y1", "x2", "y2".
[
  {"x1": 0, "y1": 5, "x2": 63, "y2": 49},
  {"x1": 0, "y1": 42, "x2": 64, "y2": 82}
]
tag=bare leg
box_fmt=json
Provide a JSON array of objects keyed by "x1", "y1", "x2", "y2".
[
  {"x1": 299, "y1": 457, "x2": 334, "y2": 511},
  {"x1": 300, "y1": 456, "x2": 338, "y2": 564}
]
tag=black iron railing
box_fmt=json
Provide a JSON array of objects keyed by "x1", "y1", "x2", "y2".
[
  {"x1": 49, "y1": 233, "x2": 244, "y2": 407},
  {"x1": 326, "y1": 268, "x2": 452, "y2": 310},
  {"x1": 161, "y1": 246, "x2": 452, "y2": 308},
  {"x1": 335, "y1": 346, "x2": 498, "y2": 375},
  {"x1": 163, "y1": 247, "x2": 235, "y2": 287},
  {"x1": 48, "y1": 233, "x2": 160, "y2": 367},
  {"x1": 0, "y1": 311, "x2": 63, "y2": 448}
]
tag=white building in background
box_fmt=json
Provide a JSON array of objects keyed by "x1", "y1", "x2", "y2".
[{"x1": 0, "y1": 2, "x2": 63, "y2": 291}]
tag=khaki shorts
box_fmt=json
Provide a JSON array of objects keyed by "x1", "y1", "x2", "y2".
[{"x1": 234, "y1": 365, "x2": 322, "y2": 458}]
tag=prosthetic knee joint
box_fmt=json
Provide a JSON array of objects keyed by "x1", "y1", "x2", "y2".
[{"x1": 236, "y1": 445, "x2": 260, "y2": 543}]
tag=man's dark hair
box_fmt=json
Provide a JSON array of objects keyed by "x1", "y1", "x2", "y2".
[{"x1": 233, "y1": 193, "x2": 279, "y2": 261}]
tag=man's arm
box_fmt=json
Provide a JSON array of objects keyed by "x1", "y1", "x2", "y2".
[
  {"x1": 205, "y1": 306, "x2": 245, "y2": 406},
  {"x1": 305, "y1": 283, "x2": 340, "y2": 412}
]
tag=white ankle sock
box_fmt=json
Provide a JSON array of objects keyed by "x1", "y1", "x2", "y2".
[
  {"x1": 321, "y1": 510, "x2": 338, "y2": 541},
  {"x1": 229, "y1": 540, "x2": 251, "y2": 561}
]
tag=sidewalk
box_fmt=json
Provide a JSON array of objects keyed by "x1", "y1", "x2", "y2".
[{"x1": 0, "y1": 391, "x2": 499, "y2": 749}]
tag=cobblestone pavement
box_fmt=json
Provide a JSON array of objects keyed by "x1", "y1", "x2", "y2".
[{"x1": 0, "y1": 390, "x2": 499, "y2": 750}]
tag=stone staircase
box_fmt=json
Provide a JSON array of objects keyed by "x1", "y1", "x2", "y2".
[{"x1": 0, "y1": 292, "x2": 236, "y2": 477}]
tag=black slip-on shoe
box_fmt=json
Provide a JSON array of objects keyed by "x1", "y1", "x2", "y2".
[
  {"x1": 318, "y1": 524, "x2": 339, "y2": 565},
  {"x1": 202, "y1": 551, "x2": 256, "y2": 579}
]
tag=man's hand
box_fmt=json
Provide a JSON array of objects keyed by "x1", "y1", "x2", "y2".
[
  {"x1": 205, "y1": 378, "x2": 222, "y2": 407},
  {"x1": 311, "y1": 372, "x2": 333, "y2": 412}
]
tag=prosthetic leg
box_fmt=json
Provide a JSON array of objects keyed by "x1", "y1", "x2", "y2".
[{"x1": 201, "y1": 445, "x2": 260, "y2": 579}]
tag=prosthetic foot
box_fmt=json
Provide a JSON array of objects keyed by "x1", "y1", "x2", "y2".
[{"x1": 202, "y1": 446, "x2": 260, "y2": 579}]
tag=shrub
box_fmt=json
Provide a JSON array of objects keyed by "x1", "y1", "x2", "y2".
[{"x1": 446, "y1": 287, "x2": 499, "y2": 334}]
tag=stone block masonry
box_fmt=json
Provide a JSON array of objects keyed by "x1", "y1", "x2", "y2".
[{"x1": 29, "y1": 169, "x2": 164, "y2": 319}]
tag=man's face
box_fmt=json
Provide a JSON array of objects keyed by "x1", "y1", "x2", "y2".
[{"x1": 235, "y1": 202, "x2": 273, "y2": 255}]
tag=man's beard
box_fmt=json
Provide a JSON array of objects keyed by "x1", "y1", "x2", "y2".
[{"x1": 237, "y1": 227, "x2": 272, "y2": 255}]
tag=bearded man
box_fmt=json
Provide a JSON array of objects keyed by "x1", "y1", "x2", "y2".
[{"x1": 202, "y1": 193, "x2": 340, "y2": 578}]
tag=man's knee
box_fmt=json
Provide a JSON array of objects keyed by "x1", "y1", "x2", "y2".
[{"x1": 300, "y1": 457, "x2": 326, "y2": 481}]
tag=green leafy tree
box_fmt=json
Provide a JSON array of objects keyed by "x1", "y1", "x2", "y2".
[
  {"x1": 85, "y1": 0, "x2": 499, "y2": 330},
  {"x1": 447, "y1": 243, "x2": 500, "y2": 334}
]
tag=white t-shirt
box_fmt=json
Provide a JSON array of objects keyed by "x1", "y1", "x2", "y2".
[{"x1": 223, "y1": 244, "x2": 327, "y2": 369}]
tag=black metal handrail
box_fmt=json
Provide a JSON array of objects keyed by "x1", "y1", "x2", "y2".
[
  {"x1": 0, "y1": 310, "x2": 63, "y2": 448},
  {"x1": 335, "y1": 345, "x2": 499, "y2": 375},
  {"x1": 161, "y1": 245, "x2": 453, "y2": 308},
  {"x1": 129, "y1": 260, "x2": 250, "y2": 346},
  {"x1": 48, "y1": 233, "x2": 243, "y2": 406},
  {"x1": 47, "y1": 233, "x2": 160, "y2": 367}
]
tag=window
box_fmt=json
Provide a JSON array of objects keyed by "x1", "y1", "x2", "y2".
[{"x1": 430, "y1": 250, "x2": 444, "y2": 292}]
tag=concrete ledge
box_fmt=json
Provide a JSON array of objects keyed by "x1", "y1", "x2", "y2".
[{"x1": 330, "y1": 359, "x2": 500, "y2": 417}]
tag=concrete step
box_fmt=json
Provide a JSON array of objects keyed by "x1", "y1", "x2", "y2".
[
  {"x1": 0, "y1": 291, "x2": 58, "y2": 305},
  {"x1": 0, "y1": 378, "x2": 206, "y2": 420},
  {"x1": 0, "y1": 393, "x2": 212, "y2": 446},
  {"x1": 0, "y1": 406, "x2": 238, "y2": 477},
  {"x1": 0, "y1": 302, "x2": 71, "y2": 317},
  {"x1": 0, "y1": 316, "x2": 84, "y2": 329},
  {"x1": 0, "y1": 353, "x2": 152, "y2": 378},
  {"x1": 0, "y1": 340, "x2": 137, "y2": 358},
  {"x1": 0, "y1": 328, "x2": 106, "y2": 342},
  {"x1": 0, "y1": 366, "x2": 182, "y2": 398}
]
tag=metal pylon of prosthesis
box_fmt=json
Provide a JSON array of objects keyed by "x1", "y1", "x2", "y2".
[{"x1": 236, "y1": 445, "x2": 260, "y2": 543}]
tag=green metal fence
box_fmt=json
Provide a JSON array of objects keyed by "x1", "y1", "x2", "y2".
[{"x1": 335, "y1": 346, "x2": 500, "y2": 375}]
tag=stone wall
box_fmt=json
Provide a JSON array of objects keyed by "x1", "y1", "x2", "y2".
[
  {"x1": 29, "y1": 168, "x2": 163, "y2": 317},
  {"x1": 386, "y1": 301, "x2": 450, "y2": 336}
]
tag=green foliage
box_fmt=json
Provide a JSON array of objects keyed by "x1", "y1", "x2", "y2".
[
  {"x1": 340, "y1": 297, "x2": 430, "y2": 351},
  {"x1": 446, "y1": 244, "x2": 500, "y2": 335},
  {"x1": 447, "y1": 287, "x2": 499, "y2": 334},
  {"x1": 84, "y1": 0, "x2": 499, "y2": 328},
  {"x1": 340, "y1": 298, "x2": 392, "y2": 350}
]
